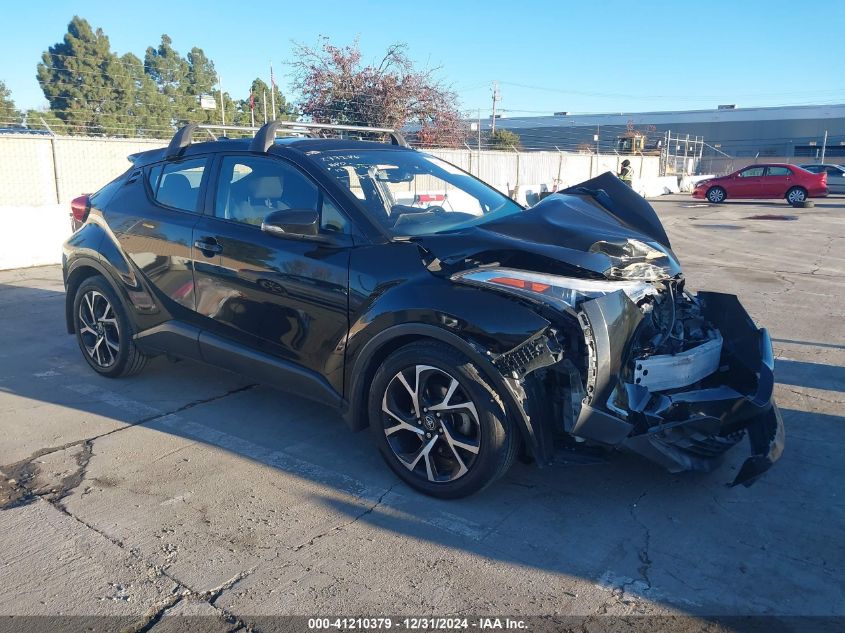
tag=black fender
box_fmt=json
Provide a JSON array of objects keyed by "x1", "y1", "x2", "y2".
[
  {"x1": 64, "y1": 217, "x2": 177, "y2": 335},
  {"x1": 344, "y1": 278, "x2": 556, "y2": 463}
]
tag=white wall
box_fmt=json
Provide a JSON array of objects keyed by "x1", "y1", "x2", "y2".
[{"x1": 0, "y1": 205, "x2": 70, "y2": 270}]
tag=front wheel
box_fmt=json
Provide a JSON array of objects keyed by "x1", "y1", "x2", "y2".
[
  {"x1": 73, "y1": 276, "x2": 148, "y2": 378},
  {"x1": 368, "y1": 341, "x2": 517, "y2": 498},
  {"x1": 706, "y1": 186, "x2": 726, "y2": 203},
  {"x1": 786, "y1": 187, "x2": 807, "y2": 205}
]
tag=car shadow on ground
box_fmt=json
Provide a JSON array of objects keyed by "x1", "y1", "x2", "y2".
[{"x1": 1, "y1": 281, "x2": 844, "y2": 616}]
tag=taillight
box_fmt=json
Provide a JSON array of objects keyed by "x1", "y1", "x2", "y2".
[{"x1": 70, "y1": 195, "x2": 91, "y2": 224}]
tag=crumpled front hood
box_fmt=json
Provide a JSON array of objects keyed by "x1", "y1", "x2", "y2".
[{"x1": 416, "y1": 172, "x2": 676, "y2": 278}]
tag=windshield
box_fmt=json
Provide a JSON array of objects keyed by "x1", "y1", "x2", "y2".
[{"x1": 313, "y1": 149, "x2": 523, "y2": 236}]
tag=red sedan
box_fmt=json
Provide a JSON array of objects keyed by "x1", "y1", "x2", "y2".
[{"x1": 692, "y1": 163, "x2": 827, "y2": 204}]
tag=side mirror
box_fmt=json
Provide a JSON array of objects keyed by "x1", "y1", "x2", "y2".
[{"x1": 261, "y1": 208, "x2": 319, "y2": 238}]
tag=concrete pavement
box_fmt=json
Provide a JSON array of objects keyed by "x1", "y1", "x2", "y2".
[{"x1": 1, "y1": 195, "x2": 843, "y2": 631}]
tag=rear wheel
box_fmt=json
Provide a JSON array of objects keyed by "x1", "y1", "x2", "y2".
[
  {"x1": 786, "y1": 187, "x2": 807, "y2": 205},
  {"x1": 368, "y1": 341, "x2": 517, "y2": 498},
  {"x1": 706, "y1": 186, "x2": 726, "y2": 203},
  {"x1": 73, "y1": 276, "x2": 147, "y2": 378}
]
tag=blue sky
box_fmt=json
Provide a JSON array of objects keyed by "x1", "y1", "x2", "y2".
[{"x1": 3, "y1": 0, "x2": 844, "y2": 115}]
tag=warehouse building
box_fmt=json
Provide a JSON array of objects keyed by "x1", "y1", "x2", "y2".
[{"x1": 486, "y1": 103, "x2": 845, "y2": 159}]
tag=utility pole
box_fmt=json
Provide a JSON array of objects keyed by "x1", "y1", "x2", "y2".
[
  {"x1": 270, "y1": 62, "x2": 276, "y2": 120},
  {"x1": 821, "y1": 129, "x2": 828, "y2": 163},
  {"x1": 477, "y1": 108, "x2": 482, "y2": 152},
  {"x1": 491, "y1": 81, "x2": 501, "y2": 134},
  {"x1": 218, "y1": 74, "x2": 225, "y2": 126}
]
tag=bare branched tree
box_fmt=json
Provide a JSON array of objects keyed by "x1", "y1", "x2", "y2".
[{"x1": 290, "y1": 38, "x2": 466, "y2": 148}]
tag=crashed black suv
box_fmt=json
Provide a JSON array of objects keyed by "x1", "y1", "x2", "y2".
[{"x1": 63, "y1": 121, "x2": 783, "y2": 498}]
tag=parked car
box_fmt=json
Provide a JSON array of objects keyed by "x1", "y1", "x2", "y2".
[
  {"x1": 799, "y1": 163, "x2": 845, "y2": 194},
  {"x1": 62, "y1": 122, "x2": 783, "y2": 498},
  {"x1": 692, "y1": 163, "x2": 827, "y2": 204}
]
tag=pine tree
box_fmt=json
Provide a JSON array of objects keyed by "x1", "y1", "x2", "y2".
[
  {"x1": 234, "y1": 78, "x2": 296, "y2": 126},
  {"x1": 144, "y1": 34, "x2": 189, "y2": 123},
  {"x1": 23, "y1": 108, "x2": 68, "y2": 134},
  {"x1": 121, "y1": 53, "x2": 170, "y2": 137},
  {"x1": 37, "y1": 16, "x2": 137, "y2": 136},
  {"x1": 0, "y1": 80, "x2": 18, "y2": 125}
]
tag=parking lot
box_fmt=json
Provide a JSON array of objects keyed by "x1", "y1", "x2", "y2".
[{"x1": 1, "y1": 194, "x2": 843, "y2": 630}]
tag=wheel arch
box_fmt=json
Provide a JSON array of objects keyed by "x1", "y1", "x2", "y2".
[
  {"x1": 707, "y1": 185, "x2": 727, "y2": 202},
  {"x1": 786, "y1": 185, "x2": 808, "y2": 200},
  {"x1": 344, "y1": 322, "x2": 543, "y2": 463},
  {"x1": 64, "y1": 258, "x2": 116, "y2": 334}
]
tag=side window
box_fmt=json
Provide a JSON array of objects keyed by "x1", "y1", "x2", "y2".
[
  {"x1": 215, "y1": 155, "x2": 356, "y2": 235},
  {"x1": 826, "y1": 167, "x2": 842, "y2": 177},
  {"x1": 322, "y1": 198, "x2": 352, "y2": 234},
  {"x1": 149, "y1": 159, "x2": 207, "y2": 212},
  {"x1": 216, "y1": 156, "x2": 318, "y2": 226},
  {"x1": 766, "y1": 166, "x2": 790, "y2": 176},
  {"x1": 739, "y1": 167, "x2": 765, "y2": 178}
]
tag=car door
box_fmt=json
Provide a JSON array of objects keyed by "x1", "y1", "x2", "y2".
[
  {"x1": 190, "y1": 153, "x2": 354, "y2": 390},
  {"x1": 825, "y1": 166, "x2": 845, "y2": 194},
  {"x1": 103, "y1": 156, "x2": 209, "y2": 313},
  {"x1": 731, "y1": 166, "x2": 765, "y2": 198},
  {"x1": 762, "y1": 165, "x2": 793, "y2": 197}
]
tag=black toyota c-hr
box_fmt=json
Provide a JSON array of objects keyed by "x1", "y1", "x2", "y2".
[{"x1": 63, "y1": 121, "x2": 783, "y2": 498}]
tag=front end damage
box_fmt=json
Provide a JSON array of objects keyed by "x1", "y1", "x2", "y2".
[
  {"x1": 492, "y1": 282, "x2": 784, "y2": 487},
  {"x1": 430, "y1": 172, "x2": 782, "y2": 485}
]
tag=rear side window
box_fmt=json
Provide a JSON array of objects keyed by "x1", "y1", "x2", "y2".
[
  {"x1": 766, "y1": 166, "x2": 791, "y2": 176},
  {"x1": 148, "y1": 158, "x2": 207, "y2": 212}
]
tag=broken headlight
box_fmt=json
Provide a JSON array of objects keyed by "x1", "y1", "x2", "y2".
[
  {"x1": 590, "y1": 238, "x2": 681, "y2": 281},
  {"x1": 451, "y1": 267, "x2": 657, "y2": 309}
]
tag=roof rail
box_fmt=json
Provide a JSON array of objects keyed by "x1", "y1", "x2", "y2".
[
  {"x1": 249, "y1": 120, "x2": 407, "y2": 152},
  {"x1": 165, "y1": 121, "x2": 408, "y2": 159},
  {"x1": 165, "y1": 124, "x2": 259, "y2": 159}
]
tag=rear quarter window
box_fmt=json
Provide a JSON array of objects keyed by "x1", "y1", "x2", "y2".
[{"x1": 146, "y1": 158, "x2": 207, "y2": 213}]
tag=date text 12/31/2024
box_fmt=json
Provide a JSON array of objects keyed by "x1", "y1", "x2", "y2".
[{"x1": 308, "y1": 618, "x2": 528, "y2": 630}]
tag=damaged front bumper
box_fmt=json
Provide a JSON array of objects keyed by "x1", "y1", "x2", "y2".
[{"x1": 568, "y1": 290, "x2": 784, "y2": 486}]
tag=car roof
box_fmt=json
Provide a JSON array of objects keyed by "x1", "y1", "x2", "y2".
[{"x1": 128, "y1": 136, "x2": 413, "y2": 166}]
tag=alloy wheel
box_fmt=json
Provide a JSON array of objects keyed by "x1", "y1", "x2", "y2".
[
  {"x1": 381, "y1": 365, "x2": 481, "y2": 483},
  {"x1": 788, "y1": 188, "x2": 806, "y2": 203},
  {"x1": 78, "y1": 290, "x2": 120, "y2": 368},
  {"x1": 708, "y1": 188, "x2": 724, "y2": 203}
]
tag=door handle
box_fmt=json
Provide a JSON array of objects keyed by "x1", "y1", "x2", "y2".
[{"x1": 194, "y1": 238, "x2": 223, "y2": 255}]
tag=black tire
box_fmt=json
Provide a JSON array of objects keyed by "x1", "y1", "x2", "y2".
[
  {"x1": 73, "y1": 276, "x2": 148, "y2": 378},
  {"x1": 368, "y1": 341, "x2": 517, "y2": 498},
  {"x1": 786, "y1": 187, "x2": 808, "y2": 205},
  {"x1": 706, "y1": 186, "x2": 726, "y2": 203}
]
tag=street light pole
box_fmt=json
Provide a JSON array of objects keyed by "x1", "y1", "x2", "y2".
[{"x1": 821, "y1": 130, "x2": 828, "y2": 164}]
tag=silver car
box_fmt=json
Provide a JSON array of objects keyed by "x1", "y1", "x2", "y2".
[{"x1": 800, "y1": 163, "x2": 845, "y2": 194}]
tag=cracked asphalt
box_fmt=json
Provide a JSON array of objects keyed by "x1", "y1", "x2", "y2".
[{"x1": 0, "y1": 195, "x2": 843, "y2": 630}]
